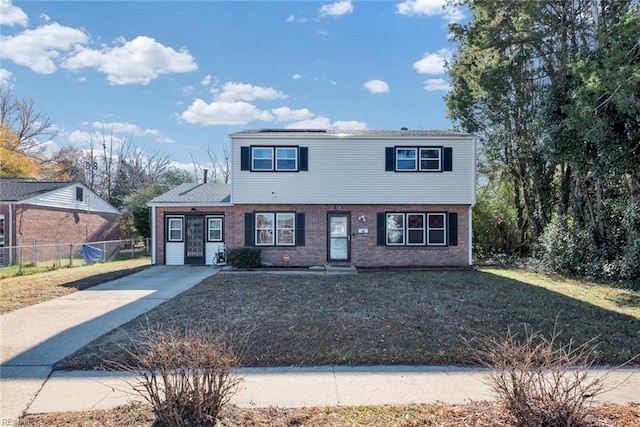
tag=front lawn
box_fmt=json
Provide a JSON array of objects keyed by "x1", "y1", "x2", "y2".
[{"x1": 56, "y1": 268, "x2": 640, "y2": 370}]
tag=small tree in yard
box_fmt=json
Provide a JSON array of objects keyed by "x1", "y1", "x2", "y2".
[
  {"x1": 472, "y1": 326, "x2": 612, "y2": 427},
  {"x1": 114, "y1": 322, "x2": 243, "y2": 427}
]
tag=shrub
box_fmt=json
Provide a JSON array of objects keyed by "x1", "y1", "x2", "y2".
[
  {"x1": 472, "y1": 326, "x2": 607, "y2": 427},
  {"x1": 115, "y1": 323, "x2": 243, "y2": 427},
  {"x1": 227, "y1": 247, "x2": 262, "y2": 268}
]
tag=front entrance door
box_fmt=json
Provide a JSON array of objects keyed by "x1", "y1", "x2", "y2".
[
  {"x1": 185, "y1": 216, "x2": 205, "y2": 265},
  {"x1": 328, "y1": 213, "x2": 350, "y2": 262}
]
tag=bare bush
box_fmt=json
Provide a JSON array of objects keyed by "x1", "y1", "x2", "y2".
[
  {"x1": 472, "y1": 326, "x2": 608, "y2": 427},
  {"x1": 113, "y1": 322, "x2": 243, "y2": 427}
]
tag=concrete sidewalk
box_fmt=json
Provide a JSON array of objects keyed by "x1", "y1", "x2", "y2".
[
  {"x1": 1, "y1": 265, "x2": 219, "y2": 422},
  {"x1": 25, "y1": 365, "x2": 640, "y2": 416}
]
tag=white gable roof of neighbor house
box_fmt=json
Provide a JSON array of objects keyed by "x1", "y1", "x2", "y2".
[{"x1": 0, "y1": 178, "x2": 119, "y2": 214}]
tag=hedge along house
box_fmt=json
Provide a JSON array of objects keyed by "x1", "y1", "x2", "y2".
[
  {"x1": 0, "y1": 178, "x2": 120, "y2": 266},
  {"x1": 149, "y1": 129, "x2": 477, "y2": 267}
]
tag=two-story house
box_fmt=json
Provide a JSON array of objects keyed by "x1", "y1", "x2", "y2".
[{"x1": 148, "y1": 129, "x2": 476, "y2": 268}]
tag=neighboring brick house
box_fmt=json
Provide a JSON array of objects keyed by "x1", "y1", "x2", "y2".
[
  {"x1": 0, "y1": 178, "x2": 120, "y2": 265},
  {"x1": 149, "y1": 129, "x2": 477, "y2": 268}
]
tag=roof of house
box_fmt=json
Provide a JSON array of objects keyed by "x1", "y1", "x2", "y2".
[
  {"x1": 149, "y1": 182, "x2": 231, "y2": 205},
  {"x1": 230, "y1": 129, "x2": 476, "y2": 138},
  {"x1": 0, "y1": 178, "x2": 72, "y2": 202}
]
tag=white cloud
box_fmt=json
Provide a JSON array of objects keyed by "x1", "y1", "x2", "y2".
[
  {"x1": 287, "y1": 117, "x2": 332, "y2": 129},
  {"x1": 286, "y1": 14, "x2": 308, "y2": 23},
  {"x1": 272, "y1": 106, "x2": 314, "y2": 122},
  {"x1": 182, "y1": 85, "x2": 195, "y2": 96},
  {"x1": 333, "y1": 120, "x2": 367, "y2": 130},
  {"x1": 286, "y1": 117, "x2": 367, "y2": 130},
  {"x1": 180, "y1": 99, "x2": 273, "y2": 126},
  {"x1": 67, "y1": 130, "x2": 93, "y2": 144},
  {"x1": 292, "y1": 73, "x2": 302, "y2": 80},
  {"x1": 90, "y1": 121, "x2": 164, "y2": 138},
  {"x1": 413, "y1": 48, "x2": 452, "y2": 75},
  {"x1": 216, "y1": 82, "x2": 287, "y2": 102},
  {"x1": 39, "y1": 13, "x2": 51, "y2": 23},
  {"x1": 0, "y1": 68, "x2": 12, "y2": 87},
  {"x1": 423, "y1": 78, "x2": 451, "y2": 91},
  {"x1": 61, "y1": 36, "x2": 198, "y2": 85},
  {"x1": 0, "y1": 0, "x2": 28, "y2": 26},
  {"x1": 364, "y1": 79, "x2": 389, "y2": 94},
  {"x1": 0, "y1": 23, "x2": 89, "y2": 74},
  {"x1": 201, "y1": 74, "x2": 211, "y2": 86},
  {"x1": 319, "y1": 0, "x2": 353, "y2": 17},
  {"x1": 396, "y1": 0, "x2": 464, "y2": 22}
]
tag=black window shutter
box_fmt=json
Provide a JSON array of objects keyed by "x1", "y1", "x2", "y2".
[
  {"x1": 296, "y1": 213, "x2": 305, "y2": 246},
  {"x1": 376, "y1": 212, "x2": 386, "y2": 245},
  {"x1": 443, "y1": 147, "x2": 453, "y2": 171},
  {"x1": 385, "y1": 147, "x2": 395, "y2": 171},
  {"x1": 299, "y1": 147, "x2": 308, "y2": 171},
  {"x1": 240, "y1": 146, "x2": 251, "y2": 171},
  {"x1": 448, "y1": 212, "x2": 458, "y2": 246},
  {"x1": 244, "y1": 212, "x2": 254, "y2": 246}
]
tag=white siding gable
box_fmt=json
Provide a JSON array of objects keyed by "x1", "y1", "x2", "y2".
[
  {"x1": 21, "y1": 184, "x2": 119, "y2": 214},
  {"x1": 231, "y1": 132, "x2": 476, "y2": 205}
]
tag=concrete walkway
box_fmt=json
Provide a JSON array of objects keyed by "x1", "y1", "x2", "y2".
[
  {"x1": 1, "y1": 266, "x2": 639, "y2": 424},
  {"x1": 1, "y1": 265, "x2": 219, "y2": 422}
]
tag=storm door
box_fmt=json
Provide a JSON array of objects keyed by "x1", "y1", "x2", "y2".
[
  {"x1": 328, "y1": 213, "x2": 350, "y2": 262},
  {"x1": 184, "y1": 216, "x2": 205, "y2": 265}
]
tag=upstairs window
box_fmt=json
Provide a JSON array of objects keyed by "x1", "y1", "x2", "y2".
[
  {"x1": 276, "y1": 147, "x2": 297, "y2": 170},
  {"x1": 75, "y1": 187, "x2": 84, "y2": 202},
  {"x1": 420, "y1": 148, "x2": 441, "y2": 171},
  {"x1": 241, "y1": 146, "x2": 308, "y2": 172},
  {"x1": 386, "y1": 146, "x2": 452, "y2": 172},
  {"x1": 395, "y1": 148, "x2": 417, "y2": 171},
  {"x1": 252, "y1": 147, "x2": 274, "y2": 170}
]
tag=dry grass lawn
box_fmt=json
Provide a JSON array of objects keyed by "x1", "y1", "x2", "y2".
[
  {"x1": 22, "y1": 401, "x2": 640, "y2": 426},
  {"x1": 56, "y1": 269, "x2": 640, "y2": 370},
  {"x1": 14, "y1": 267, "x2": 639, "y2": 426},
  {"x1": 0, "y1": 257, "x2": 151, "y2": 314}
]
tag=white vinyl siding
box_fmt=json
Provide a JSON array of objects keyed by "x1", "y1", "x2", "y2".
[
  {"x1": 165, "y1": 242, "x2": 185, "y2": 265},
  {"x1": 21, "y1": 184, "x2": 118, "y2": 214},
  {"x1": 232, "y1": 136, "x2": 475, "y2": 205}
]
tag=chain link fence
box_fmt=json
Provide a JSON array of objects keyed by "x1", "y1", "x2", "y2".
[{"x1": 0, "y1": 238, "x2": 150, "y2": 271}]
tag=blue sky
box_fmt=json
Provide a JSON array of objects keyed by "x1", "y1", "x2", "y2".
[{"x1": 1, "y1": 0, "x2": 465, "y2": 174}]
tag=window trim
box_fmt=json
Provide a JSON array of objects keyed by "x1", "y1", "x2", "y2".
[
  {"x1": 391, "y1": 146, "x2": 444, "y2": 172},
  {"x1": 382, "y1": 212, "x2": 448, "y2": 247},
  {"x1": 250, "y1": 145, "x2": 300, "y2": 172},
  {"x1": 207, "y1": 216, "x2": 223, "y2": 242},
  {"x1": 251, "y1": 147, "x2": 274, "y2": 171},
  {"x1": 420, "y1": 147, "x2": 442, "y2": 172},
  {"x1": 407, "y1": 213, "x2": 426, "y2": 246},
  {"x1": 386, "y1": 213, "x2": 405, "y2": 245},
  {"x1": 167, "y1": 216, "x2": 184, "y2": 242},
  {"x1": 255, "y1": 212, "x2": 296, "y2": 246},
  {"x1": 275, "y1": 147, "x2": 298, "y2": 171},
  {"x1": 427, "y1": 213, "x2": 447, "y2": 246}
]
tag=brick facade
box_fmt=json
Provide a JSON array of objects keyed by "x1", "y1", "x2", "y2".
[
  {"x1": 153, "y1": 204, "x2": 470, "y2": 268},
  {"x1": 8, "y1": 204, "x2": 119, "y2": 244}
]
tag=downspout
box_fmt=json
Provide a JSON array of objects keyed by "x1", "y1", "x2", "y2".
[
  {"x1": 468, "y1": 205, "x2": 473, "y2": 266},
  {"x1": 151, "y1": 205, "x2": 156, "y2": 265},
  {"x1": 9, "y1": 203, "x2": 14, "y2": 265}
]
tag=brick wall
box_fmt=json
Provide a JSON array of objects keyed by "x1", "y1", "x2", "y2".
[
  {"x1": 153, "y1": 204, "x2": 471, "y2": 267},
  {"x1": 13, "y1": 204, "x2": 120, "y2": 244}
]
